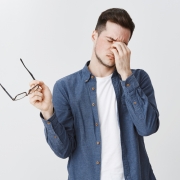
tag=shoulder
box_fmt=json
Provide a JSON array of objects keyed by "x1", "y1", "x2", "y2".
[
  {"x1": 131, "y1": 69, "x2": 149, "y2": 76},
  {"x1": 131, "y1": 69, "x2": 151, "y2": 82},
  {"x1": 53, "y1": 69, "x2": 83, "y2": 91}
]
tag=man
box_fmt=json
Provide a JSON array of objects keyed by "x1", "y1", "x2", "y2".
[{"x1": 29, "y1": 8, "x2": 159, "y2": 180}]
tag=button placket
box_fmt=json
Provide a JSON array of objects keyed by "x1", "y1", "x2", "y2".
[{"x1": 86, "y1": 76, "x2": 101, "y2": 163}]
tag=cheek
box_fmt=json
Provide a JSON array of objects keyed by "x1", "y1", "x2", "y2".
[{"x1": 96, "y1": 39, "x2": 109, "y2": 53}]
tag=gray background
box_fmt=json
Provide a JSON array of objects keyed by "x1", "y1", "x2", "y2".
[{"x1": 0, "y1": 0, "x2": 179, "y2": 179}]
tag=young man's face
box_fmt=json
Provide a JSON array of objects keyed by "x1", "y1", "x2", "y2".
[{"x1": 92, "y1": 21, "x2": 131, "y2": 68}]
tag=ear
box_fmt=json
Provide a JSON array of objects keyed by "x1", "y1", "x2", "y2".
[{"x1": 91, "y1": 30, "x2": 98, "y2": 43}]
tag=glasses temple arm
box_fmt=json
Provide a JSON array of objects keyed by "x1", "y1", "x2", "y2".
[
  {"x1": 0, "y1": 84, "x2": 14, "y2": 100},
  {"x1": 20, "y1": 58, "x2": 35, "y2": 80}
]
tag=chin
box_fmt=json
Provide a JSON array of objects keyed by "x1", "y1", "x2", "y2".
[
  {"x1": 95, "y1": 52, "x2": 115, "y2": 68},
  {"x1": 106, "y1": 58, "x2": 115, "y2": 65},
  {"x1": 102, "y1": 60, "x2": 115, "y2": 68}
]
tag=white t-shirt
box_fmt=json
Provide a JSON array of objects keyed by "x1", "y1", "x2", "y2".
[{"x1": 96, "y1": 74, "x2": 125, "y2": 180}]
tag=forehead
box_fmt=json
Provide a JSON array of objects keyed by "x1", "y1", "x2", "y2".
[{"x1": 100, "y1": 21, "x2": 131, "y2": 42}]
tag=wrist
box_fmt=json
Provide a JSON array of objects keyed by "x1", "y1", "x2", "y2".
[
  {"x1": 120, "y1": 70, "x2": 132, "y2": 81},
  {"x1": 41, "y1": 105, "x2": 54, "y2": 120}
]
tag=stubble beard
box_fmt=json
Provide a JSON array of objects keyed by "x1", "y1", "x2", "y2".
[{"x1": 95, "y1": 49, "x2": 115, "y2": 69}]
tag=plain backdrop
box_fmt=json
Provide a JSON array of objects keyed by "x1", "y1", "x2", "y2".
[{"x1": 0, "y1": 0, "x2": 179, "y2": 179}]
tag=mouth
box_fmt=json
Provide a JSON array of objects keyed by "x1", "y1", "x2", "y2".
[{"x1": 106, "y1": 55, "x2": 115, "y2": 59}]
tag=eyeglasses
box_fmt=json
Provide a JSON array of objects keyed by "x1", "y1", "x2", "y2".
[{"x1": 0, "y1": 58, "x2": 39, "y2": 101}]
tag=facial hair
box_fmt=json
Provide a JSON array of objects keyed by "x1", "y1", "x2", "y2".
[{"x1": 95, "y1": 48, "x2": 115, "y2": 68}]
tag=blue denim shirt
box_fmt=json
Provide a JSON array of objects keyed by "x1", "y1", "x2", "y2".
[{"x1": 41, "y1": 61, "x2": 159, "y2": 180}]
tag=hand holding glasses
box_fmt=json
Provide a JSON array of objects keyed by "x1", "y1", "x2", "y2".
[{"x1": 0, "y1": 59, "x2": 40, "y2": 101}]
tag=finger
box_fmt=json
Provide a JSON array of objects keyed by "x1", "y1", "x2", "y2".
[
  {"x1": 29, "y1": 92, "x2": 43, "y2": 104},
  {"x1": 112, "y1": 42, "x2": 126, "y2": 56},
  {"x1": 36, "y1": 87, "x2": 42, "y2": 92},
  {"x1": 29, "y1": 95, "x2": 43, "y2": 105},
  {"x1": 29, "y1": 80, "x2": 40, "y2": 87},
  {"x1": 29, "y1": 84, "x2": 43, "y2": 94},
  {"x1": 29, "y1": 91, "x2": 43, "y2": 99},
  {"x1": 126, "y1": 45, "x2": 131, "y2": 56},
  {"x1": 29, "y1": 80, "x2": 46, "y2": 89},
  {"x1": 110, "y1": 48, "x2": 119, "y2": 60},
  {"x1": 119, "y1": 42, "x2": 131, "y2": 56},
  {"x1": 119, "y1": 43, "x2": 128, "y2": 54}
]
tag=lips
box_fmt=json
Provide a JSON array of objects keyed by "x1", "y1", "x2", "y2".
[{"x1": 106, "y1": 54, "x2": 114, "y2": 59}]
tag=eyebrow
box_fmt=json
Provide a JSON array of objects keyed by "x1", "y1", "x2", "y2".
[
  {"x1": 106, "y1": 36, "x2": 128, "y2": 45},
  {"x1": 106, "y1": 36, "x2": 117, "y2": 41}
]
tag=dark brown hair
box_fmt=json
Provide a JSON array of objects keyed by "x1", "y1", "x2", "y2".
[{"x1": 95, "y1": 8, "x2": 135, "y2": 40}]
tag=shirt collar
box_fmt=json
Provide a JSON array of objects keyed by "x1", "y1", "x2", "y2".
[
  {"x1": 82, "y1": 60, "x2": 121, "y2": 83},
  {"x1": 82, "y1": 61, "x2": 92, "y2": 83}
]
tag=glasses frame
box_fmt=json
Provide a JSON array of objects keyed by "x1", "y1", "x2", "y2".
[{"x1": 0, "y1": 58, "x2": 39, "y2": 101}]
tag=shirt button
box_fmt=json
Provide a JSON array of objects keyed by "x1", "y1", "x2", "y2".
[
  {"x1": 92, "y1": 103, "x2": 95, "y2": 106},
  {"x1": 54, "y1": 136, "x2": 57, "y2": 138},
  {"x1": 92, "y1": 87, "x2": 95, "y2": 91},
  {"x1": 47, "y1": 121, "x2": 51, "y2": 125},
  {"x1": 91, "y1": 75, "x2": 94, "y2": 79},
  {"x1": 85, "y1": 80, "x2": 88, "y2": 82},
  {"x1": 96, "y1": 161, "x2": 100, "y2": 165},
  {"x1": 133, "y1": 101, "x2": 137, "y2": 105},
  {"x1": 95, "y1": 123, "x2": 98, "y2": 126},
  {"x1": 126, "y1": 83, "x2": 130, "y2": 87},
  {"x1": 97, "y1": 141, "x2": 100, "y2": 145}
]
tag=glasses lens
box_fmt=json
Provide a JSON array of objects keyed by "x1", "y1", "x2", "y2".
[
  {"x1": 28, "y1": 84, "x2": 40, "y2": 94},
  {"x1": 15, "y1": 92, "x2": 27, "y2": 101}
]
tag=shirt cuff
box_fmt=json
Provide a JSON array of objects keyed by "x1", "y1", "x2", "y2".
[
  {"x1": 40, "y1": 110, "x2": 59, "y2": 131},
  {"x1": 121, "y1": 74, "x2": 139, "y2": 93}
]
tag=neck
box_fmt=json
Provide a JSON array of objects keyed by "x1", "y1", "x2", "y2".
[{"x1": 88, "y1": 53, "x2": 115, "y2": 77}]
